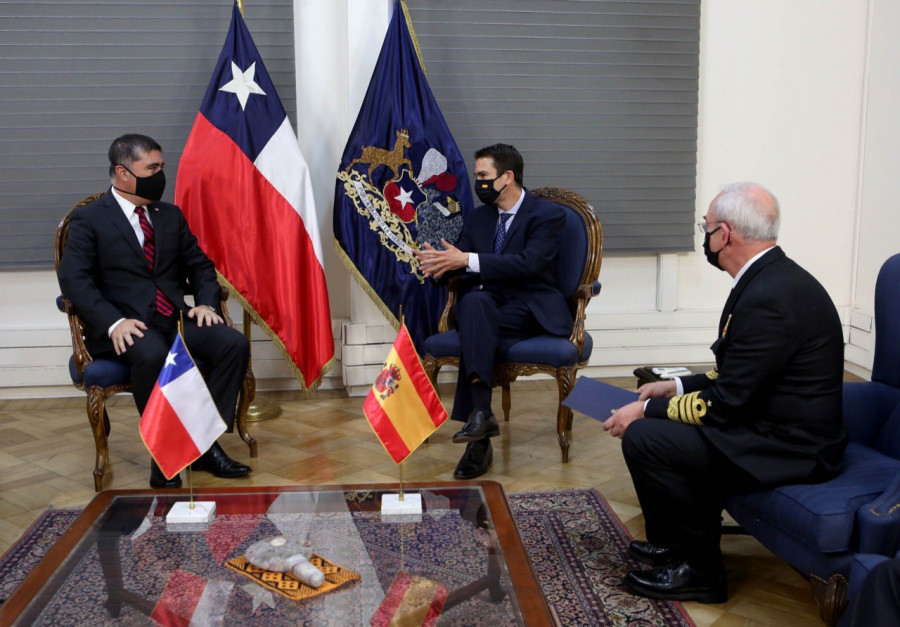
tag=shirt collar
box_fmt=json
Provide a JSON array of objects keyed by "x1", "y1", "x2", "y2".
[
  {"x1": 499, "y1": 188, "x2": 526, "y2": 217},
  {"x1": 110, "y1": 186, "x2": 143, "y2": 217},
  {"x1": 732, "y1": 245, "x2": 776, "y2": 287}
]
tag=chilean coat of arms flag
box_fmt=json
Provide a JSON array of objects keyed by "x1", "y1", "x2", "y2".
[
  {"x1": 139, "y1": 334, "x2": 227, "y2": 480},
  {"x1": 333, "y1": 0, "x2": 474, "y2": 349},
  {"x1": 176, "y1": 2, "x2": 333, "y2": 391},
  {"x1": 363, "y1": 323, "x2": 447, "y2": 464}
]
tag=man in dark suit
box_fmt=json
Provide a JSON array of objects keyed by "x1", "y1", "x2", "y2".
[
  {"x1": 57, "y1": 134, "x2": 252, "y2": 488},
  {"x1": 603, "y1": 182, "x2": 846, "y2": 603},
  {"x1": 415, "y1": 144, "x2": 573, "y2": 479}
]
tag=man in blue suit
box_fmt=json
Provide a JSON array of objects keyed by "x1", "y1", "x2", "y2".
[{"x1": 416, "y1": 144, "x2": 572, "y2": 478}]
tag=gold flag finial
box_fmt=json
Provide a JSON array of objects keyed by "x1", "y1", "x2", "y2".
[{"x1": 237, "y1": 0, "x2": 244, "y2": 16}]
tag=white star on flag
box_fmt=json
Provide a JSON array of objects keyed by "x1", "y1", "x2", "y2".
[
  {"x1": 394, "y1": 187, "x2": 414, "y2": 209},
  {"x1": 218, "y1": 61, "x2": 266, "y2": 110},
  {"x1": 164, "y1": 351, "x2": 177, "y2": 367}
]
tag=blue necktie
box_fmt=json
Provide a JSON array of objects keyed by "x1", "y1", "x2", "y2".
[{"x1": 493, "y1": 212, "x2": 512, "y2": 253}]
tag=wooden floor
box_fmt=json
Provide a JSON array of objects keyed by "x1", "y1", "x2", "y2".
[{"x1": 0, "y1": 376, "x2": 832, "y2": 626}]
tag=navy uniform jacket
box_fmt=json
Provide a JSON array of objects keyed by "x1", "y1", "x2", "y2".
[
  {"x1": 57, "y1": 189, "x2": 219, "y2": 355},
  {"x1": 453, "y1": 190, "x2": 573, "y2": 336},
  {"x1": 646, "y1": 247, "x2": 847, "y2": 485}
]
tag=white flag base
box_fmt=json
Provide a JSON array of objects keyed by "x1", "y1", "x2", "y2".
[
  {"x1": 381, "y1": 492, "x2": 422, "y2": 516},
  {"x1": 166, "y1": 500, "x2": 216, "y2": 524}
]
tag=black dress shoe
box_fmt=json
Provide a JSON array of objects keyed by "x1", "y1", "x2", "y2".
[
  {"x1": 150, "y1": 460, "x2": 182, "y2": 489},
  {"x1": 190, "y1": 442, "x2": 251, "y2": 478},
  {"x1": 623, "y1": 561, "x2": 727, "y2": 604},
  {"x1": 452, "y1": 410, "x2": 500, "y2": 443},
  {"x1": 453, "y1": 439, "x2": 493, "y2": 479},
  {"x1": 628, "y1": 540, "x2": 679, "y2": 566}
]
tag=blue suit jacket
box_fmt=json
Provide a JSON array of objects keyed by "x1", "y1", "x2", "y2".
[{"x1": 454, "y1": 190, "x2": 572, "y2": 336}]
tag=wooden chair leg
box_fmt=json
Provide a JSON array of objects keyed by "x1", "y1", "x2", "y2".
[
  {"x1": 555, "y1": 368, "x2": 576, "y2": 463},
  {"x1": 236, "y1": 368, "x2": 257, "y2": 458},
  {"x1": 810, "y1": 573, "x2": 848, "y2": 626},
  {"x1": 86, "y1": 387, "x2": 110, "y2": 492},
  {"x1": 501, "y1": 384, "x2": 511, "y2": 421}
]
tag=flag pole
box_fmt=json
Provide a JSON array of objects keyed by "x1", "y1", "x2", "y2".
[
  {"x1": 398, "y1": 306, "x2": 405, "y2": 502},
  {"x1": 177, "y1": 312, "x2": 196, "y2": 510},
  {"x1": 243, "y1": 310, "x2": 282, "y2": 422},
  {"x1": 237, "y1": 0, "x2": 243, "y2": 16}
]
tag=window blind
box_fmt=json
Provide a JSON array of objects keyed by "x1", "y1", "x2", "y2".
[
  {"x1": 405, "y1": 0, "x2": 700, "y2": 253},
  {"x1": 0, "y1": 0, "x2": 296, "y2": 267}
]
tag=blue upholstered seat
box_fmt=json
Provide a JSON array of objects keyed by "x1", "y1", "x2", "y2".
[
  {"x1": 422, "y1": 187, "x2": 602, "y2": 462},
  {"x1": 724, "y1": 253, "x2": 900, "y2": 621}
]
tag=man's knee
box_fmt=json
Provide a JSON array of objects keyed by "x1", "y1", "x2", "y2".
[{"x1": 622, "y1": 418, "x2": 660, "y2": 463}]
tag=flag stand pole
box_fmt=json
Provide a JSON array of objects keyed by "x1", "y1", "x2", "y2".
[
  {"x1": 243, "y1": 310, "x2": 282, "y2": 422},
  {"x1": 399, "y1": 462, "x2": 404, "y2": 501}
]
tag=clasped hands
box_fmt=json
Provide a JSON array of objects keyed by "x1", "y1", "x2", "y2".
[
  {"x1": 110, "y1": 305, "x2": 223, "y2": 355},
  {"x1": 602, "y1": 380, "x2": 678, "y2": 439},
  {"x1": 412, "y1": 238, "x2": 468, "y2": 279}
]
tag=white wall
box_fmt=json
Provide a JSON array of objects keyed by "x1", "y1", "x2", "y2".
[
  {"x1": 846, "y1": 0, "x2": 900, "y2": 370},
  {"x1": 1, "y1": 0, "x2": 892, "y2": 398}
]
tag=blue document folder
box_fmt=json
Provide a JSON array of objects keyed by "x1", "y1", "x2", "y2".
[{"x1": 563, "y1": 377, "x2": 639, "y2": 422}]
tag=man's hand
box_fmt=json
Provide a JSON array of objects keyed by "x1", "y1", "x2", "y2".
[
  {"x1": 603, "y1": 400, "x2": 645, "y2": 439},
  {"x1": 637, "y1": 380, "x2": 677, "y2": 401},
  {"x1": 413, "y1": 239, "x2": 468, "y2": 279},
  {"x1": 188, "y1": 305, "x2": 223, "y2": 327},
  {"x1": 111, "y1": 319, "x2": 147, "y2": 355}
]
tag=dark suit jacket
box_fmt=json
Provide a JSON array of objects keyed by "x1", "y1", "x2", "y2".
[
  {"x1": 57, "y1": 189, "x2": 219, "y2": 355},
  {"x1": 454, "y1": 190, "x2": 573, "y2": 336},
  {"x1": 646, "y1": 247, "x2": 847, "y2": 485}
]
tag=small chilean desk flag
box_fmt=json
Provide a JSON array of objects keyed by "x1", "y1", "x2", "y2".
[
  {"x1": 363, "y1": 324, "x2": 447, "y2": 464},
  {"x1": 139, "y1": 334, "x2": 227, "y2": 479}
]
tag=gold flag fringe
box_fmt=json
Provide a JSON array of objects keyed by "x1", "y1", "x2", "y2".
[
  {"x1": 400, "y1": 1, "x2": 428, "y2": 77},
  {"x1": 216, "y1": 271, "x2": 335, "y2": 396}
]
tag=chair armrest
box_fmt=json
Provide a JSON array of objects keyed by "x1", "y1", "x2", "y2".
[
  {"x1": 568, "y1": 281, "x2": 602, "y2": 350},
  {"x1": 858, "y1": 473, "x2": 900, "y2": 556},
  {"x1": 57, "y1": 295, "x2": 93, "y2": 377},
  {"x1": 437, "y1": 277, "x2": 460, "y2": 333}
]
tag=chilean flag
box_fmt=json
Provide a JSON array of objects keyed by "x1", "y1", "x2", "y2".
[
  {"x1": 139, "y1": 334, "x2": 227, "y2": 480},
  {"x1": 176, "y1": 2, "x2": 334, "y2": 391}
]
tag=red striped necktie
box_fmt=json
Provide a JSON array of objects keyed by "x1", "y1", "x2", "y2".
[{"x1": 135, "y1": 206, "x2": 175, "y2": 317}]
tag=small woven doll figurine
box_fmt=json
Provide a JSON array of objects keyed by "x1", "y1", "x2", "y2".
[{"x1": 245, "y1": 536, "x2": 325, "y2": 588}]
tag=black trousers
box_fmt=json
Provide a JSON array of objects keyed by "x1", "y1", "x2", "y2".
[
  {"x1": 103, "y1": 311, "x2": 250, "y2": 431},
  {"x1": 838, "y1": 559, "x2": 900, "y2": 627},
  {"x1": 621, "y1": 419, "x2": 763, "y2": 571},
  {"x1": 449, "y1": 290, "x2": 542, "y2": 422}
]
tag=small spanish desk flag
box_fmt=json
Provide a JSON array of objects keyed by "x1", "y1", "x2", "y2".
[
  {"x1": 139, "y1": 333, "x2": 227, "y2": 479},
  {"x1": 363, "y1": 324, "x2": 447, "y2": 464}
]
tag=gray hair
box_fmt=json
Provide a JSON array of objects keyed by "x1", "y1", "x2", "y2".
[{"x1": 712, "y1": 182, "x2": 780, "y2": 241}]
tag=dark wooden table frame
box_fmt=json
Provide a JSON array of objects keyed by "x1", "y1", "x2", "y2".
[{"x1": 0, "y1": 480, "x2": 554, "y2": 625}]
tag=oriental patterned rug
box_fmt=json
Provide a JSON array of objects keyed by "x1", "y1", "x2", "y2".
[{"x1": 0, "y1": 490, "x2": 692, "y2": 626}]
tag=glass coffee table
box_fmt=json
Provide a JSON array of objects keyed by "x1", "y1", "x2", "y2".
[{"x1": 0, "y1": 481, "x2": 552, "y2": 625}]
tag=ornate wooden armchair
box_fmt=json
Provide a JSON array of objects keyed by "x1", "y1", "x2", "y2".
[
  {"x1": 422, "y1": 187, "x2": 602, "y2": 462},
  {"x1": 55, "y1": 192, "x2": 257, "y2": 491}
]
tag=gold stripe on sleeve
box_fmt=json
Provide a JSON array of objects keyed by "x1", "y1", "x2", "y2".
[{"x1": 666, "y1": 391, "x2": 708, "y2": 425}]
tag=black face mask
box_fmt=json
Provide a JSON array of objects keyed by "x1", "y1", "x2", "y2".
[
  {"x1": 474, "y1": 177, "x2": 507, "y2": 206},
  {"x1": 703, "y1": 226, "x2": 725, "y2": 271},
  {"x1": 116, "y1": 165, "x2": 166, "y2": 202}
]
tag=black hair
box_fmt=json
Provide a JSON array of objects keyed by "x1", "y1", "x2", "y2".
[
  {"x1": 474, "y1": 143, "x2": 524, "y2": 187},
  {"x1": 108, "y1": 134, "x2": 162, "y2": 177}
]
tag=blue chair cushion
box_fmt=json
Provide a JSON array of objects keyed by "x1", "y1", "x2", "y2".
[
  {"x1": 725, "y1": 442, "x2": 900, "y2": 554},
  {"x1": 424, "y1": 330, "x2": 593, "y2": 369},
  {"x1": 70, "y1": 355, "x2": 131, "y2": 389},
  {"x1": 554, "y1": 202, "x2": 588, "y2": 298}
]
